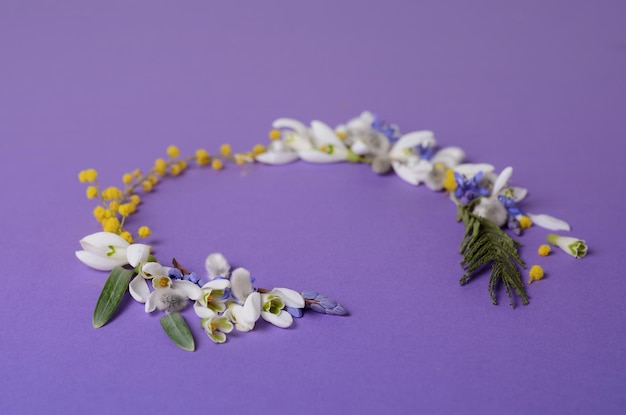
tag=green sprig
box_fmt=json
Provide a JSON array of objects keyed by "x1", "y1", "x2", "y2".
[{"x1": 457, "y1": 204, "x2": 528, "y2": 308}]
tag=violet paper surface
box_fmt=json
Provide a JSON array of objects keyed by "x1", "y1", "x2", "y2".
[{"x1": 0, "y1": 1, "x2": 624, "y2": 414}]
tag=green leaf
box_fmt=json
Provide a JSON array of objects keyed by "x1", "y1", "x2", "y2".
[
  {"x1": 92, "y1": 267, "x2": 135, "y2": 328},
  {"x1": 160, "y1": 312, "x2": 195, "y2": 352},
  {"x1": 457, "y1": 204, "x2": 528, "y2": 308}
]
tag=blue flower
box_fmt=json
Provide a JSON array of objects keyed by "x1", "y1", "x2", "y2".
[
  {"x1": 416, "y1": 143, "x2": 436, "y2": 161},
  {"x1": 302, "y1": 291, "x2": 348, "y2": 316},
  {"x1": 454, "y1": 171, "x2": 490, "y2": 204},
  {"x1": 371, "y1": 114, "x2": 400, "y2": 142},
  {"x1": 168, "y1": 268, "x2": 183, "y2": 280},
  {"x1": 497, "y1": 195, "x2": 525, "y2": 216}
]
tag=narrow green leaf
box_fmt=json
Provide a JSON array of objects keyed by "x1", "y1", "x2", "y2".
[
  {"x1": 92, "y1": 267, "x2": 135, "y2": 328},
  {"x1": 160, "y1": 312, "x2": 195, "y2": 352}
]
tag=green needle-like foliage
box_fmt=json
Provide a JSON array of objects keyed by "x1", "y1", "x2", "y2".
[{"x1": 457, "y1": 204, "x2": 528, "y2": 308}]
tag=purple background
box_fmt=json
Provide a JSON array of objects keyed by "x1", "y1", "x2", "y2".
[{"x1": 1, "y1": 1, "x2": 624, "y2": 413}]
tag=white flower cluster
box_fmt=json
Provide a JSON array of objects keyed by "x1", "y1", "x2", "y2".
[
  {"x1": 75, "y1": 237, "x2": 306, "y2": 344},
  {"x1": 257, "y1": 111, "x2": 466, "y2": 188},
  {"x1": 255, "y1": 111, "x2": 586, "y2": 256}
]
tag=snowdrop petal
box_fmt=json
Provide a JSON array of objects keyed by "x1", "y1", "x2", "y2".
[
  {"x1": 126, "y1": 244, "x2": 151, "y2": 267},
  {"x1": 285, "y1": 133, "x2": 313, "y2": 152},
  {"x1": 391, "y1": 161, "x2": 422, "y2": 185},
  {"x1": 80, "y1": 232, "x2": 130, "y2": 252},
  {"x1": 273, "y1": 288, "x2": 305, "y2": 308},
  {"x1": 230, "y1": 267, "x2": 254, "y2": 303},
  {"x1": 298, "y1": 149, "x2": 347, "y2": 163},
  {"x1": 129, "y1": 275, "x2": 150, "y2": 303},
  {"x1": 75, "y1": 250, "x2": 128, "y2": 271},
  {"x1": 142, "y1": 262, "x2": 167, "y2": 278},
  {"x1": 272, "y1": 118, "x2": 308, "y2": 135},
  {"x1": 201, "y1": 278, "x2": 230, "y2": 290},
  {"x1": 175, "y1": 280, "x2": 202, "y2": 300},
  {"x1": 528, "y1": 213, "x2": 571, "y2": 231},
  {"x1": 255, "y1": 151, "x2": 299, "y2": 165},
  {"x1": 391, "y1": 131, "x2": 435, "y2": 156},
  {"x1": 454, "y1": 163, "x2": 495, "y2": 177},
  {"x1": 194, "y1": 302, "x2": 216, "y2": 319},
  {"x1": 242, "y1": 291, "x2": 262, "y2": 322},
  {"x1": 510, "y1": 187, "x2": 528, "y2": 202},
  {"x1": 145, "y1": 293, "x2": 157, "y2": 313},
  {"x1": 350, "y1": 140, "x2": 369, "y2": 155},
  {"x1": 311, "y1": 120, "x2": 344, "y2": 147},
  {"x1": 229, "y1": 305, "x2": 255, "y2": 332},
  {"x1": 492, "y1": 166, "x2": 513, "y2": 197},
  {"x1": 430, "y1": 147, "x2": 465, "y2": 167},
  {"x1": 262, "y1": 310, "x2": 293, "y2": 328}
]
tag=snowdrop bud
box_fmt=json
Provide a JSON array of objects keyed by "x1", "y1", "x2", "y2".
[
  {"x1": 371, "y1": 156, "x2": 391, "y2": 174},
  {"x1": 546, "y1": 234, "x2": 588, "y2": 258},
  {"x1": 473, "y1": 198, "x2": 508, "y2": 227}
]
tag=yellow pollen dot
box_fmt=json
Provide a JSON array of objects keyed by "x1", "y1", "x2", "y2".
[
  {"x1": 101, "y1": 186, "x2": 122, "y2": 201},
  {"x1": 109, "y1": 201, "x2": 120, "y2": 212},
  {"x1": 320, "y1": 144, "x2": 329, "y2": 152},
  {"x1": 519, "y1": 216, "x2": 532, "y2": 229},
  {"x1": 210, "y1": 322, "x2": 216, "y2": 331},
  {"x1": 103, "y1": 217, "x2": 120, "y2": 233},
  {"x1": 252, "y1": 144, "x2": 266, "y2": 155},
  {"x1": 538, "y1": 244, "x2": 551, "y2": 256},
  {"x1": 132, "y1": 169, "x2": 142, "y2": 178},
  {"x1": 528, "y1": 265, "x2": 545, "y2": 284},
  {"x1": 220, "y1": 144, "x2": 232, "y2": 157},
  {"x1": 117, "y1": 204, "x2": 132, "y2": 217},
  {"x1": 138, "y1": 226, "x2": 151, "y2": 238},
  {"x1": 268, "y1": 129, "x2": 281, "y2": 140},
  {"x1": 120, "y1": 231, "x2": 133, "y2": 243},
  {"x1": 211, "y1": 159, "x2": 224, "y2": 171},
  {"x1": 93, "y1": 206, "x2": 106, "y2": 220},
  {"x1": 196, "y1": 149, "x2": 211, "y2": 166},
  {"x1": 142, "y1": 180, "x2": 153, "y2": 192},
  {"x1": 148, "y1": 175, "x2": 159, "y2": 185},
  {"x1": 166, "y1": 145, "x2": 180, "y2": 159},
  {"x1": 234, "y1": 154, "x2": 246, "y2": 165},
  {"x1": 130, "y1": 194, "x2": 141, "y2": 205},
  {"x1": 443, "y1": 169, "x2": 457, "y2": 192},
  {"x1": 122, "y1": 173, "x2": 133, "y2": 185},
  {"x1": 86, "y1": 186, "x2": 98, "y2": 199},
  {"x1": 169, "y1": 164, "x2": 182, "y2": 176},
  {"x1": 157, "y1": 277, "x2": 169, "y2": 288},
  {"x1": 84, "y1": 169, "x2": 98, "y2": 182},
  {"x1": 336, "y1": 131, "x2": 347, "y2": 140},
  {"x1": 154, "y1": 158, "x2": 167, "y2": 176}
]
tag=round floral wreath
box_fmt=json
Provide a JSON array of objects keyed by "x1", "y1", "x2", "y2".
[{"x1": 76, "y1": 111, "x2": 588, "y2": 351}]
